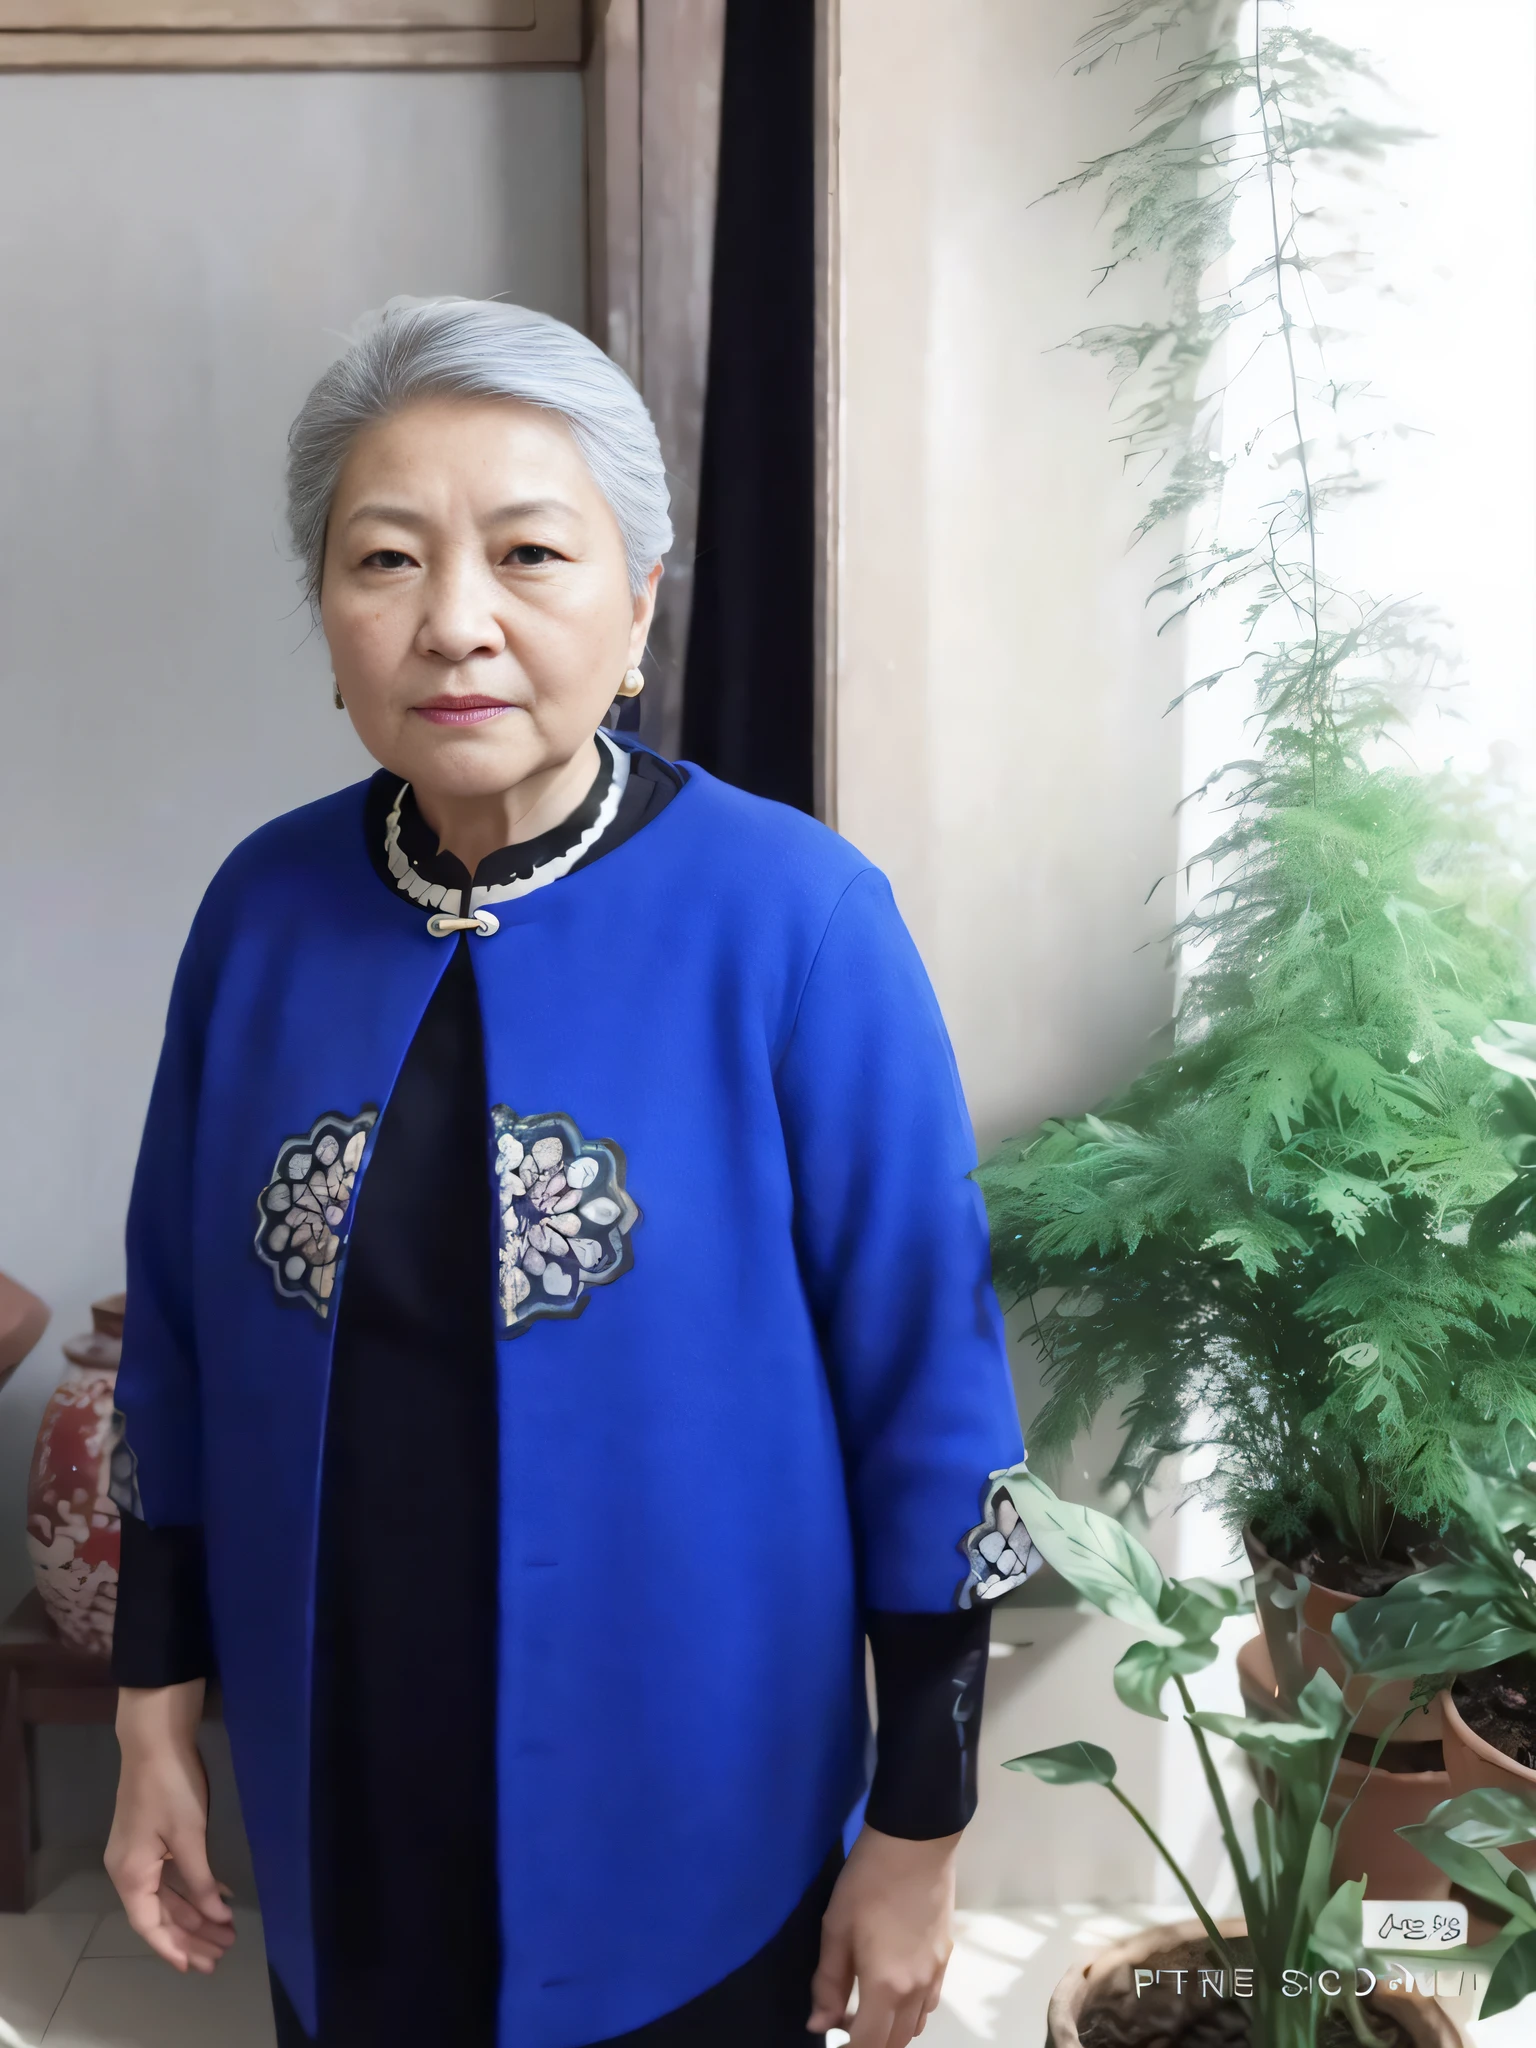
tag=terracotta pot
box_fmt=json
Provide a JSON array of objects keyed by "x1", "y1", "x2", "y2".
[
  {"x1": 1330, "y1": 1758, "x2": 1453, "y2": 1903},
  {"x1": 0, "y1": 1272, "x2": 50, "y2": 1395},
  {"x1": 1238, "y1": 1634, "x2": 1451, "y2": 1899},
  {"x1": 1245, "y1": 1523, "x2": 1443, "y2": 1742},
  {"x1": 1441, "y1": 1684, "x2": 1536, "y2": 1874},
  {"x1": 1238, "y1": 1628, "x2": 1290, "y2": 1724},
  {"x1": 1045, "y1": 1915, "x2": 1465, "y2": 2046},
  {"x1": 26, "y1": 1294, "x2": 128, "y2": 1657}
]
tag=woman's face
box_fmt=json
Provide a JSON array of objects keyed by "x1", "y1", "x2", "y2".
[{"x1": 320, "y1": 395, "x2": 660, "y2": 800}]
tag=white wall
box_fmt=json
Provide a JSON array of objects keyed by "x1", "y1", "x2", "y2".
[
  {"x1": 1176, "y1": 0, "x2": 1536, "y2": 916},
  {"x1": 834, "y1": 2, "x2": 1190, "y2": 1160},
  {"x1": 0, "y1": 69, "x2": 586, "y2": 1623},
  {"x1": 835, "y1": 0, "x2": 1221, "y2": 1911}
]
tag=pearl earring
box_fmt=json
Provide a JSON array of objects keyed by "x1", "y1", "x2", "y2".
[{"x1": 617, "y1": 667, "x2": 645, "y2": 698}]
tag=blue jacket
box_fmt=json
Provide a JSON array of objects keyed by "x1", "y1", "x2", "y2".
[{"x1": 114, "y1": 754, "x2": 1024, "y2": 2047}]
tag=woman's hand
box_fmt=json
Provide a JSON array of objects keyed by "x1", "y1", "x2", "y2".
[
  {"x1": 807, "y1": 1823, "x2": 959, "y2": 2046},
  {"x1": 106, "y1": 1680, "x2": 236, "y2": 1974}
]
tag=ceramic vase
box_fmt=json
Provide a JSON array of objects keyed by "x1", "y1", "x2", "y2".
[{"x1": 26, "y1": 1293, "x2": 128, "y2": 1657}]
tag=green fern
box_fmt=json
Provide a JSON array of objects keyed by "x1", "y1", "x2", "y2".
[{"x1": 982, "y1": 0, "x2": 1536, "y2": 1560}]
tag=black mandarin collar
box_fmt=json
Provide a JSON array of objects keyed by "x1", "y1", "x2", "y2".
[
  {"x1": 395, "y1": 732, "x2": 618, "y2": 895},
  {"x1": 363, "y1": 733, "x2": 688, "y2": 915}
]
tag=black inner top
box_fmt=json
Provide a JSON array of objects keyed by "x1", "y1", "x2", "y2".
[
  {"x1": 114, "y1": 734, "x2": 993, "y2": 2043},
  {"x1": 311, "y1": 933, "x2": 501, "y2": 2040}
]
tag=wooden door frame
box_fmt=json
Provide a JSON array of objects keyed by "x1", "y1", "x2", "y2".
[
  {"x1": 811, "y1": 0, "x2": 839, "y2": 828},
  {"x1": 0, "y1": 0, "x2": 582, "y2": 67},
  {"x1": 584, "y1": 0, "x2": 724, "y2": 760},
  {"x1": 585, "y1": 0, "x2": 840, "y2": 821}
]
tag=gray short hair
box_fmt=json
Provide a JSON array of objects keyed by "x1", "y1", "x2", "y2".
[{"x1": 286, "y1": 296, "x2": 673, "y2": 602}]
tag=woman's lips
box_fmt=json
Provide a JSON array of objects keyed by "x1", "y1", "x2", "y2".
[{"x1": 412, "y1": 696, "x2": 515, "y2": 727}]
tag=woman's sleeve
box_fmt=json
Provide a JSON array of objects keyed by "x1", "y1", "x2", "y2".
[
  {"x1": 776, "y1": 866, "x2": 1026, "y2": 1615},
  {"x1": 864, "y1": 1605, "x2": 993, "y2": 1838},
  {"x1": 113, "y1": 1518, "x2": 215, "y2": 1687},
  {"x1": 111, "y1": 927, "x2": 217, "y2": 1687},
  {"x1": 776, "y1": 867, "x2": 1024, "y2": 1835}
]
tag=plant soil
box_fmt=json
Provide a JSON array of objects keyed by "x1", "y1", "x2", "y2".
[
  {"x1": 1074, "y1": 1937, "x2": 1415, "y2": 2048},
  {"x1": 1286, "y1": 1543, "x2": 1417, "y2": 1599},
  {"x1": 1453, "y1": 1656, "x2": 1536, "y2": 1773},
  {"x1": 1257, "y1": 1517, "x2": 1443, "y2": 1598}
]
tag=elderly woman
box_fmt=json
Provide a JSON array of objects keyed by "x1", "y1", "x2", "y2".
[{"x1": 104, "y1": 298, "x2": 1025, "y2": 2048}]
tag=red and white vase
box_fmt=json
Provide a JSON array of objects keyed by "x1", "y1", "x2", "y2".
[{"x1": 26, "y1": 1293, "x2": 127, "y2": 1657}]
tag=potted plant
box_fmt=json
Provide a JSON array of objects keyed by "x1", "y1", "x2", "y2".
[
  {"x1": 1338, "y1": 1448, "x2": 1536, "y2": 1877},
  {"x1": 979, "y1": 0, "x2": 1536, "y2": 1744},
  {"x1": 988, "y1": 1465, "x2": 1532, "y2": 2044}
]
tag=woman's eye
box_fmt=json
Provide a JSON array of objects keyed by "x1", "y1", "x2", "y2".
[
  {"x1": 506, "y1": 544, "x2": 558, "y2": 567},
  {"x1": 361, "y1": 549, "x2": 413, "y2": 570}
]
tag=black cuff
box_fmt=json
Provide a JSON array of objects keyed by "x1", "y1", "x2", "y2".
[
  {"x1": 863, "y1": 1605, "x2": 992, "y2": 1841},
  {"x1": 111, "y1": 1513, "x2": 216, "y2": 1687}
]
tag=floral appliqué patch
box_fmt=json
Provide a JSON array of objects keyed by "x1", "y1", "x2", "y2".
[
  {"x1": 493, "y1": 1106, "x2": 639, "y2": 1334},
  {"x1": 254, "y1": 1109, "x2": 377, "y2": 1318},
  {"x1": 959, "y1": 1480, "x2": 1042, "y2": 1607}
]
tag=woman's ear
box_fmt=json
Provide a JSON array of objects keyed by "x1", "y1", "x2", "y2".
[{"x1": 628, "y1": 562, "x2": 664, "y2": 664}]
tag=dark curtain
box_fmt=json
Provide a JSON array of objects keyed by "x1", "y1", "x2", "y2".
[{"x1": 680, "y1": 0, "x2": 816, "y2": 813}]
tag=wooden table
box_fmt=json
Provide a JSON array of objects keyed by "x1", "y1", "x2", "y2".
[{"x1": 0, "y1": 1588, "x2": 118, "y2": 1911}]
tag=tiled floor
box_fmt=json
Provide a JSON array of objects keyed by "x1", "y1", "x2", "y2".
[
  {"x1": 0, "y1": 1879, "x2": 1526, "y2": 2046},
  {"x1": 0, "y1": 1868, "x2": 275, "y2": 2048}
]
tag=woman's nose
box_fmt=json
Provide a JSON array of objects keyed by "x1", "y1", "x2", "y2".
[{"x1": 416, "y1": 560, "x2": 506, "y2": 664}]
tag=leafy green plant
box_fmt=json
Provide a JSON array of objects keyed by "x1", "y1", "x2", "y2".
[
  {"x1": 1396, "y1": 1790, "x2": 1536, "y2": 2022},
  {"x1": 979, "y1": 0, "x2": 1536, "y2": 1561},
  {"x1": 1334, "y1": 1432, "x2": 1536, "y2": 2024},
  {"x1": 1468, "y1": 1023, "x2": 1536, "y2": 1253},
  {"x1": 998, "y1": 1468, "x2": 1534, "y2": 2040},
  {"x1": 1334, "y1": 1452, "x2": 1536, "y2": 1688}
]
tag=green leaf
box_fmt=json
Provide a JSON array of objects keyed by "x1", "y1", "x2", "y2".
[
  {"x1": 1430, "y1": 1788, "x2": 1536, "y2": 1852},
  {"x1": 1108, "y1": 1574, "x2": 1244, "y2": 1720},
  {"x1": 993, "y1": 1472, "x2": 1178, "y2": 1641},
  {"x1": 1372, "y1": 1065, "x2": 1444, "y2": 1119},
  {"x1": 1114, "y1": 1635, "x2": 1220, "y2": 1720},
  {"x1": 1393, "y1": 1828, "x2": 1536, "y2": 1929},
  {"x1": 1332, "y1": 1583, "x2": 1536, "y2": 1682},
  {"x1": 1309, "y1": 1876, "x2": 1366, "y2": 1974},
  {"x1": 1294, "y1": 1666, "x2": 1350, "y2": 1735},
  {"x1": 1481, "y1": 1927, "x2": 1536, "y2": 2020},
  {"x1": 1158, "y1": 1575, "x2": 1245, "y2": 1636},
  {"x1": 1470, "y1": 1172, "x2": 1536, "y2": 1253},
  {"x1": 1409, "y1": 1558, "x2": 1523, "y2": 1605},
  {"x1": 1201, "y1": 1212, "x2": 1310, "y2": 1279},
  {"x1": 1460, "y1": 1468, "x2": 1519, "y2": 1557},
  {"x1": 1004, "y1": 1741, "x2": 1118, "y2": 1787},
  {"x1": 1409, "y1": 1669, "x2": 1451, "y2": 1713},
  {"x1": 1296, "y1": 1814, "x2": 1344, "y2": 1927},
  {"x1": 1484, "y1": 1473, "x2": 1536, "y2": 1537},
  {"x1": 1475, "y1": 1025, "x2": 1536, "y2": 1085},
  {"x1": 1184, "y1": 1710, "x2": 1335, "y2": 1768},
  {"x1": 1308, "y1": 1170, "x2": 1395, "y2": 1243}
]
